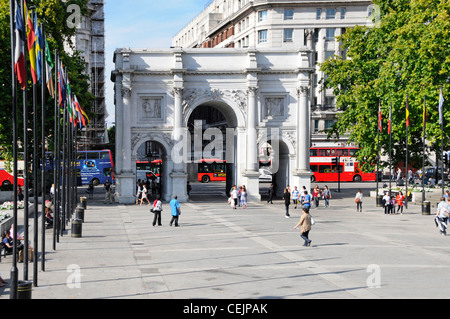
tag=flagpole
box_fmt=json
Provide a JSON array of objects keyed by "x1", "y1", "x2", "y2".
[
  {"x1": 422, "y1": 96, "x2": 426, "y2": 203},
  {"x1": 40, "y1": 23, "x2": 46, "y2": 272},
  {"x1": 440, "y1": 85, "x2": 445, "y2": 197},
  {"x1": 376, "y1": 100, "x2": 381, "y2": 204},
  {"x1": 53, "y1": 49, "x2": 59, "y2": 250},
  {"x1": 19, "y1": 0, "x2": 30, "y2": 281},
  {"x1": 389, "y1": 103, "x2": 392, "y2": 201},
  {"x1": 405, "y1": 94, "x2": 409, "y2": 209},
  {"x1": 9, "y1": 0, "x2": 19, "y2": 299}
]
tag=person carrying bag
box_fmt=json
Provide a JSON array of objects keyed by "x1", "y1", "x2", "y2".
[{"x1": 152, "y1": 196, "x2": 163, "y2": 227}]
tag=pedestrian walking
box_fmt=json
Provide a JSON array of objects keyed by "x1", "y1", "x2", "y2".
[
  {"x1": 152, "y1": 196, "x2": 163, "y2": 226},
  {"x1": 302, "y1": 190, "x2": 311, "y2": 210},
  {"x1": 382, "y1": 192, "x2": 391, "y2": 214},
  {"x1": 231, "y1": 185, "x2": 239, "y2": 209},
  {"x1": 283, "y1": 187, "x2": 291, "y2": 218},
  {"x1": 240, "y1": 186, "x2": 247, "y2": 209},
  {"x1": 293, "y1": 208, "x2": 313, "y2": 247},
  {"x1": 140, "y1": 184, "x2": 151, "y2": 205},
  {"x1": 396, "y1": 191, "x2": 405, "y2": 214},
  {"x1": 87, "y1": 182, "x2": 94, "y2": 199},
  {"x1": 312, "y1": 185, "x2": 321, "y2": 208},
  {"x1": 355, "y1": 189, "x2": 363, "y2": 212},
  {"x1": 104, "y1": 179, "x2": 113, "y2": 204},
  {"x1": 323, "y1": 185, "x2": 331, "y2": 208},
  {"x1": 435, "y1": 197, "x2": 449, "y2": 236},
  {"x1": 187, "y1": 181, "x2": 192, "y2": 198},
  {"x1": 169, "y1": 196, "x2": 181, "y2": 227},
  {"x1": 267, "y1": 183, "x2": 275, "y2": 204},
  {"x1": 135, "y1": 183, "x2": 142, "y2": 205},
  {"x1": 292, "y1": 186, "x2": 300, "y2": 209}
]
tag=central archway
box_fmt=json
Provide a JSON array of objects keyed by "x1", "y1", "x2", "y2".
[{"x1": 185, "y1": 99, "x2": 242, "y2": 201}]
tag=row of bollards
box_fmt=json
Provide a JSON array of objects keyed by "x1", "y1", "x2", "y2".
[
  {"x1": 71, "y1": 197, "x2": 87, "y2": 238},
  {"x1": 18, "y1": 197, "x2": 88, "y2": 299}
]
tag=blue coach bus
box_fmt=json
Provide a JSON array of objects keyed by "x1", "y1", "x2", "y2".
[
  {"x1": 45, "y1": 150, "x2": 114, "y2": 186},
  {"x1": 76, "y1": 150, "x2": 115, "y2": 186}
]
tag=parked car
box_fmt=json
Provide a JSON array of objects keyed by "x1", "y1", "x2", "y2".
[{"x1": 425, "y1": 167, "x2": 449, "y2": 181}]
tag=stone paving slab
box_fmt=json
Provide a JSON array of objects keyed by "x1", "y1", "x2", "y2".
[{"x1": 1, "y1": 189, "x2": 449, "y2": 301}]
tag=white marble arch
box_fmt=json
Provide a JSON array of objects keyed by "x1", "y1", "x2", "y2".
[{"x1": 112, "y1": 47, "x2": 313, "y2": 204}]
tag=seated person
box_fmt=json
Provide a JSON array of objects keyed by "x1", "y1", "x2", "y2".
[
  {"x1": 2, "y1": 230, "x2": 24, "y2": 255},
  {"x1": 45, "y1": 207, "x2": 53, "y2": 228},
  {"x1": 9, "y1": 224, "x2": 24, "y2": 241}
]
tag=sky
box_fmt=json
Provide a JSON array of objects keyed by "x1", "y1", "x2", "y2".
[{"x1": 104, "y1": 0, "x2": 209, "y2": 126}]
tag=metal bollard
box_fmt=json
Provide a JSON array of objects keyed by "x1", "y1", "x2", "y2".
[
  {"x1": 71, "y1": 219, "x2": 83, "y2": 238},
  {"x1": 75, "y1": 206, "x2": 85, "y2": 223},
  {"x1": 376, "y1": 195, "x2": 383, "y2": 208},
  {"x1": 18, "y1": 281, "x2": 32, "y2": 299},
  {"x1": 422, "y1": 201, "x2": 431, "y2": 215},
  {"x1": 80, "y1": 197, "x2": 87, "y2": 209}
]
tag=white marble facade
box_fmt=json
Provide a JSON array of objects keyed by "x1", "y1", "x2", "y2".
[{"x1": 111, "y1": 47, "x2": 314, "y2": 204}]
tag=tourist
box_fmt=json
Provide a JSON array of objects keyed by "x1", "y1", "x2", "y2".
[
  {"x1": 396, "y1": 191, "x2": 405, "y2": 215},
  {"x1": 323, "y1": 185, "x2": 331, "y2": 208},
  {"x1": 267, "y1": 184, "x2": 275, "y2": 204},
  {"x1": 292, "y1": 186, "x2": 300, "y2": 209},
  {"x1": 382, "y1": 192, "x2": 391, "y2": 214},
  {"x1": 283, "y1": 187, "x2": 291, "y2": 218},
  {"x1": 312, "y1": 185, "x2": 321, "y2": 208},
  {"x1": 293, "y1": 208, "x2": 313, "y2": 247},
  {"x1": 169, "y1": 196, "x2": 181, "y2": 227},
  {"x1": 240, "y1": 186, "x2": 247, "y2": 209},
  {"x1": 152, "y1": 196, "x2": 163, "y2": 227},
  {"x1": 355, "y1": 189, "x2": 363, "y2": 212},
  {"x1": 104, "y1": 179, "x2": 113, "y2": 204}
]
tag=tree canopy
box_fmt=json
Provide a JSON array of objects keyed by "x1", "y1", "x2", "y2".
[
  {"x1": 321, "y1": 0, "x2": 450, "y2": 171},
  {"x1": 0, "y1": 0, "x2": 92, "y2": 161}
]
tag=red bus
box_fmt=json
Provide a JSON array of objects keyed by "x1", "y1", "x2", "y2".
[
  {"x1": 0, "y1": 168, "x2": 24, "y2": 187},
  {"x1": 198, "y1": 159, "x2": 226, "y2": 183},
  {"x1": 310, "y1": 147, "x2": 376, "y2": 182},
  {"x1": 136, "y1": 159, "x2": 162, "y2": 181}
]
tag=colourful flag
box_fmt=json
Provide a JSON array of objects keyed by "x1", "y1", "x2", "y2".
[
  {"x1": 58, "y1": 61, "x2": 66, "y2": 106},
  {"x1": 34, "y1": 13, "x2": 44, "y2": 84},
  {"x1": 73, "y1": 95, "x2": 84, "y2": 128},
  {"x1": 14, "y1": 0, "x2": 26, "y2": 90},
  {"x1": 406, "y1": 97, "x2": 410, "y2": 128},
  {"x1": 439, "y1": 86, "x2": 444, "y2": 125},
  {"x1": 45, "y1": 38, "x2": 54, "y2": 97},
  {"x1": 378, "y1": 102, "x2": 382, "y2": 132},
  {"x1": 24, "y1": 0, "x2": 37, "y2": 84}
]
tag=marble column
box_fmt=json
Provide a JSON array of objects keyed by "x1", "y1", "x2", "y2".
[
  {"x1": 243, "y1": 86, "x2": 261, "y2": 202},
  {"x1": 170, "y1": 87, "x2": 188, "y2": 202}
]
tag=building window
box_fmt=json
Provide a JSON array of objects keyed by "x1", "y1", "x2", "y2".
[
  {"x1": 326, "y1": 28, "x2": 335, "y2": 40},
  {"x1": 258, "y1": 10, "x2": 267, "y2": 22},
  {"x1": 283, "y1": 29, "x2": 293, "y2": 42},
  {"x1": 316, "y1": 8, "x2": 322, "y2": 20},
  {"x1": 284, "y1": 9, "x2": 294, "y2": 20},
  {"x1": 325, "y1": 51, "x2": 334, "y2": 60},
  {"x1": 341, "y1": 8, "x2": 346, "y2": 19},
  {"x1": 326, "y1": 9, "x2": 336, "y2": 19},
  {"x1": 258, "y1": 29, "x2": 268, "y2": 43}
]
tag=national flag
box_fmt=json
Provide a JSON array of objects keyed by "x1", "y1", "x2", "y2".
[
  {"x1": 14, "y1": 0, "x2": 26, "y2": 90},
  {"x1": 34, "y1": 13, "x2": 44, "y2": 84},
  {"x1": 58, "y1": 61, "x2": 66, "y2": 106},
  {"x1": 74, "y1": 95, "x2": 89, "y2": 127},
  {"x1": 439, "y1": 86, "x2": 444, "y2": 125},
  {"x1": 24, "y1": 0, "x2": 37, "y2": 84},
  {"x1": 45, "y1": 38, "x2": 54, "y2": 97},
  {"x1": 406, "y1": 96, "x2": 410, "y2": 128},
  {"x1": 378, "y1": 102, "x2": 382, "y2": 132},
  {"x1": 388, "y1": 103, "x2": 392, "y2": 135},
  {"x1": 73, "y1": 95, "x2": 84, "y2": 128}
]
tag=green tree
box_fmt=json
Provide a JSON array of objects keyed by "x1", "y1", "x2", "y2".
[
  {"x1": 321, "y1": 0, "x2": 450, "y2": 171},
  {"x1": 0, "y1": 0, "x2": 92, "y2": 161}
]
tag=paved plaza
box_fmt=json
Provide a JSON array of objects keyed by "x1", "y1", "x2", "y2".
[{"x1": 1, "y1": 183, "x2": 450, "y2": 300}]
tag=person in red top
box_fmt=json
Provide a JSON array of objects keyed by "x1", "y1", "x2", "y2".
[{"x1": 396, "y1": 191, "x2": 405, "y2": 215}]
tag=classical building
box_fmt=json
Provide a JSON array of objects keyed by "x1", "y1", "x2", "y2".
[
  {"x1": 172, "y1": 0, "x2": 373, "y2": 147},
  {"x1": 66, "y1": 0, "x2": 107, "y2": 148},
  {"x1": 112, "y1": 47, "x2": 313, "y2": 204}
]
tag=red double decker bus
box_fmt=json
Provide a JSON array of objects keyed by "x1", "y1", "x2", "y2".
[
  {"x1": 198, "y1": 159, "x2": 226, "y2": 183},
  {"x1": 310, "y1": 147, "x2": 376, "y2": 182}
]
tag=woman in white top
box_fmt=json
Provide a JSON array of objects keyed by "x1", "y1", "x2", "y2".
[
  {"x1": 355, "y1": 189, "x2": 363, "y2": 212},
  {"x1": 140, "y1": 184, "x2": 151, "y2": 205},
  {"x1": 382, "y1": 192, "x2": 391, "y2": 214}
]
